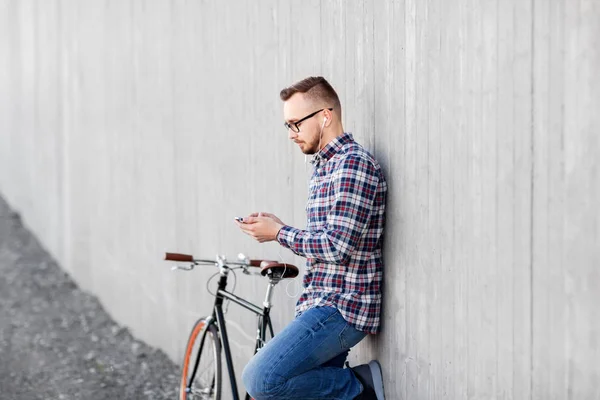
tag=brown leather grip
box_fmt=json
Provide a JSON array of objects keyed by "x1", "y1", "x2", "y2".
[{"x1": 165, "y1": 252, "x2": 194, "y2": 262}]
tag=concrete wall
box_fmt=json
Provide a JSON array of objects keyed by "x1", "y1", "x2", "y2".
[{"x1": 1, "y1": 0, "x2": 599, "y2": 398}]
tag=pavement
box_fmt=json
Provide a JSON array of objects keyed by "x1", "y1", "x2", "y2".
[{"x1": 0, "y1": 195, "x2": 180, "y2": 400}]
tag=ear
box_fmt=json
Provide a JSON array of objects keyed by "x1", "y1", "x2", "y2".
[{"x1": 323, "y1": 109, "x2": 333, "y2": 125}]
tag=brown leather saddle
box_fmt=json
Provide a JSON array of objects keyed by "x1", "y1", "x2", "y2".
[{"x1": 249, "y1": 259, "x2": 299, "y2": 279}]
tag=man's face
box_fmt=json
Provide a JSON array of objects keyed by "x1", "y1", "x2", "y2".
[{"x1": 283, "y1": 93, "x2": 324, "y2": 155}]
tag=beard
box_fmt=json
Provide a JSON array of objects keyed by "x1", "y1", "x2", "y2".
[
  {"x1": 297, "y1": 135, "x2": 320, "y2": 155},
  {"x1": 302, "y1": 141, "x2": 319, "y2": 155},
  {"x1": 300, "y1": 130, "x2": 323, "y2": 155}
]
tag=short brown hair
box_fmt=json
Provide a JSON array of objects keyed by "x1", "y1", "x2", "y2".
[{"x1": 280, "y1": 76, "x2": 341, "y2": 113}]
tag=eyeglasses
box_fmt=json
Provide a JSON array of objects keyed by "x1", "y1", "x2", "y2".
[{"x1": 284, "y1": 108, "x2": 333, "y2": 133}]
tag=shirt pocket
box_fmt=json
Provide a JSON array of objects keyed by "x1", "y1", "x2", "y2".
[
  {"x1": 312, "y1": 180, "x2": 333, "y2": 229},
  {"x1": 306, "y1": 175, "x2": 329, "y2": 224}
]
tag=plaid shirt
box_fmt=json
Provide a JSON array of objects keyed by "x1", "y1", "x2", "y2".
[{"x1": 277, "y1": 132, "x2": 387, "y2": 334}]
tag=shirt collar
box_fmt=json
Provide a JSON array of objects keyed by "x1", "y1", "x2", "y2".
[{"x1": 310, "y1": 132, "x2": 354, "y2": 167}]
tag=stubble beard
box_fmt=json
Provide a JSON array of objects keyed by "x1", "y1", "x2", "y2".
[{"x1": 300, "y1": 136, "x2": 319, "y2": 155}]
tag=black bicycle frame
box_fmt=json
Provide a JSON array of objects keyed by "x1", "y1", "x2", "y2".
[{"x1": 210, "y1": 272, "x2": 274, "y2": 400}]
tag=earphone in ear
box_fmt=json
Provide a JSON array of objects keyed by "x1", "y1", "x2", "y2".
[{"x1": 322, "y1": 117, "x2": 327, "y2": 128}]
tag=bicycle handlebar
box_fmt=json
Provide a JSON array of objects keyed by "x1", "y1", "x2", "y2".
[
  {"x1": 164, "y1": 252, "x2": 264, "y2": 267},
  {"x1": 165, "y1": 252, "x2": 299, "y2": 279}
]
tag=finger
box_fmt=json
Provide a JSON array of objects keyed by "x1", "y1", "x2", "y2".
[
  {"x1": 244, "y1": 216, "x2": 259, "y2": 224},
  {"x1": 248, "y1": 212, "x2": 259, "y2": 218},
  {"x1": 236, "y1": 220, "x2": 249, "y2": 229},
  {"x1": 237, "y1": 224, "x2": 251, "y2": 233}
]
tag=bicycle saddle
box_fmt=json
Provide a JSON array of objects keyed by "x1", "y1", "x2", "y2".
[{"x1": 254, "y1": 260, "x2": 299, "y2": 279}]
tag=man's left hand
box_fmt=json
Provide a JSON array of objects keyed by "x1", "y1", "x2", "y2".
[{"x1": 236, "y1": 216, "x2": 283, "y2": 243}]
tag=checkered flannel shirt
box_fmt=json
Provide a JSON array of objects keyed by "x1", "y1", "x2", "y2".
[{"x1": 277, "y1": 132, "x2": 387, "y2": 334}]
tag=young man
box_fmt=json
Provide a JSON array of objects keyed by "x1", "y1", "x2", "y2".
[{"x1": 236, "y1": 76, "x2": 387, "y2": 400}]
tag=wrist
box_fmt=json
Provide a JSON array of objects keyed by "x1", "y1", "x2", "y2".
[{"x1": 274, "y1": 224, "x2": 284, "y2": 241}]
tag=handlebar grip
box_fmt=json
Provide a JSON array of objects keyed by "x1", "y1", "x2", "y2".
[{"x1": 165, "y1": 252, "x2": 194, "y2": 262}]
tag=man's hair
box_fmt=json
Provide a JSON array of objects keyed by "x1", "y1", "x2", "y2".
[{"x1": 280, "y1": 76, "x2": 342, "y2": 114}]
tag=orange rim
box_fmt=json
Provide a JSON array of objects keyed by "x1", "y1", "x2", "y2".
[{"x1": 180, "y1": 320, "x2": 207, "y2": 400}]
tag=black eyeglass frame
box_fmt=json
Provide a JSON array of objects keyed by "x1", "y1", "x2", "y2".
[{"x1": 284, "y1": 108, "x2": 333, "y2": 133}]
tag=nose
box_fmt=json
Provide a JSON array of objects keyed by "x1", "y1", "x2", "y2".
[{"x1": 288, "y1": 129, "x2": 298, "y2": 140}]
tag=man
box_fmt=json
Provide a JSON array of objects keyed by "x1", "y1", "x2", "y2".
[{"x1": 236, "y1": 76, "x2": 387, "y2": 400}]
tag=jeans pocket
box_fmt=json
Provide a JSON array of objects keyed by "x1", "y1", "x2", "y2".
[
  {"x1": 339, "y1": 322, "x2": 367, "y2": 349},
  {"x1": 309, "y1": 306, "x2": 340, "y2": 332}
]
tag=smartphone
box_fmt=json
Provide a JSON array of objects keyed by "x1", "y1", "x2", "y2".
[{"x1": 234, "y1": 216, "x2": 245, "y2": 223}]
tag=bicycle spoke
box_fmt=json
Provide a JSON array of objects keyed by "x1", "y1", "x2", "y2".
[
  {"x1": 189, "y1": 386, "x2": 214, "y2": 399},
  {"x1": 184, "y1": 329, "x2": 218, "y2": 400}
]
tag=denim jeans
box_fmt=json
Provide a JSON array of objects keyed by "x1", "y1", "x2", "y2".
[{"x1": 242, "y1": 306, "x2": 368, "y2": 400}]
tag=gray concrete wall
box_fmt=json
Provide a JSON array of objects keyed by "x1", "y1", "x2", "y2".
[{"x1": 1, "y1": 0, "x2": 599, "y2": 399}]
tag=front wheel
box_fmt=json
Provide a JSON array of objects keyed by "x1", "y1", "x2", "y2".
[{"x1": 180, "y1": 318, "x2": 222, "y2": 400}]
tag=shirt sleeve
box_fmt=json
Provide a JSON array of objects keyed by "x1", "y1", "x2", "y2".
[{"x1": 276, "y1": 155, "x2": 379, "y2": 264}]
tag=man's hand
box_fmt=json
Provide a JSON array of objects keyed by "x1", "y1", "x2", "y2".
[
  {"x1": 248, "y1": 212, "x2": 284, "y2": 225},
  {"x1": 235, "y1": 212, "x2": 284, "y2": 243}
]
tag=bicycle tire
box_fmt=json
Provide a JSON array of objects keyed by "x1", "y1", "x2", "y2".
[{"x1": 180, "y1": 318, "x2": 222, "y2": 400}]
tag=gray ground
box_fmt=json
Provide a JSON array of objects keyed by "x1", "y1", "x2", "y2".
[{"x1": 0, "y1": 196, "x2": 180, "y2": 400}]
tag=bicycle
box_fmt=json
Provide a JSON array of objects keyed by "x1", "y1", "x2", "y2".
[{"x1": 164, "y1": 252, "x2": 299, "y2": 400}]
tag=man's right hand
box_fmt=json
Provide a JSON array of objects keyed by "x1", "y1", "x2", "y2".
[{"x1": 248, "y1": 212, "x2": 285, "y2": 226}]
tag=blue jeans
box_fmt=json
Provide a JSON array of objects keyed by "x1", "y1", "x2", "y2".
[{"x1": 242, "y1": 306, "x2": 367, "y2": 400}]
